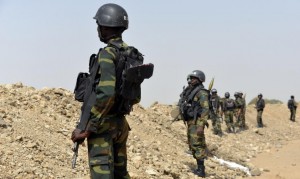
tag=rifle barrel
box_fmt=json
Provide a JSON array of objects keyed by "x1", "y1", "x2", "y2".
[{"x1": 72, "y1": 142, "x2": 79, "y2": 169}]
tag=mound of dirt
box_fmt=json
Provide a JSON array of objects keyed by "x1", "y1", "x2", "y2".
[{"x1": 0, "y1": 83, "x2": 299, "y2": 179}]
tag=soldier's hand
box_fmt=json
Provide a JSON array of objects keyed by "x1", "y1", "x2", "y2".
[{"x1": 71, "y1": 128, "x2": 91, "y2": 143}]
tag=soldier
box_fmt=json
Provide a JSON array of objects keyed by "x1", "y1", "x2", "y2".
[
  {"x1": 288, "y1": 95, "x2": 297, "y2": 122},
  {"x1": 179, "y1": 70, "x2": 209, "y2": 177},
  {"x1": 223, "y1": 92, "x2": 236, "y2": 133},
  {"x1": 71, "y1": 4, "x2": 132, "y2": 178},
  {"x1": 210, "y1": 88, "x2": 223, "y2": 136},
  {"x1": 255, "y1": 93, "x2": 265, "y2": 127},
  {"x1": 178, "y1": 74, "x2": 193, "y2": 153},
  {"x1": 235, "y1": 91, "x2": 246, "y2": 129},
  {"x1": 233, "y1": 92, "x2": 240, "y2": 125}
]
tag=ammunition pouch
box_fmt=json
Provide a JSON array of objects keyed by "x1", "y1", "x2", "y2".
[{"x1": 74, "y1": 72, "x2": 90, "y2": 102}]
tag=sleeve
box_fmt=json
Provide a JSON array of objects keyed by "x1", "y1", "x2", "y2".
[
  {"x1": 89, "y1": 47, "x2": 117, "y2": 119},
  {"x1": 194, "y1": 90, "x2": 209, "y2": 127}
]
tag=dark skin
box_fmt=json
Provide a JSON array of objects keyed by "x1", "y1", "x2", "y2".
[
  {"x1": 71, "y1": 129, "x2": 90, "y2": 143},
  {"x1": 97, "y1": 24, "x2": 124, "y2": 43},
  {"x1": 258, "y1": 95, "x2": 262, "y2": 99}
]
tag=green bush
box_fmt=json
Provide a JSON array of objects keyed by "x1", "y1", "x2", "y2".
[{"x1": 248, "y1": 98, "x2": 283, "y2": 105}]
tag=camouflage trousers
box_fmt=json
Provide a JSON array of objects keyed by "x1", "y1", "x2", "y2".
[
  {"x1": 87, "y1": 116, "x2": 131, "y2": 179},
  {"x1": 290, "y1": 108, "x2": 296, "y2": 121},
  {"x1": 187, "y1": 119, "x2": 207, "y2": 160},
  {"x1": 235, "y1": 112, "x2": 246, "y2": 128},
  {"x1": 211, "y1": 115, "x2": 222, "y2": 134},
  {"x1": 224, "y1": 111, "x2": 234, "y2": 132},
  {"x1": 257, "y1": 110, "x2": 263, "y2": 127}
]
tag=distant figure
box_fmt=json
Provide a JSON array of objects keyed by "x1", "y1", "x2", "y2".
[
  {"x1": 223, "y1": 92, "x2": 236, "y2": 133},
  {"x1": 233, "y1": 92, "x2": 240, "y2": 126},
  {"x1": 210, "y1": 88, "x2": 223, "y2": 136},
  {"x1": 255, "y1": 93, "x2": 265, "y2": 127},
  {"x1": 288, "y1": 95, "x2": 297, "y2": 122},
  {"x1": 235, "y1": 92, "x2": 246, "y2": 129}
]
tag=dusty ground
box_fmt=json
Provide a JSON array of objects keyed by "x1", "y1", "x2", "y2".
[
  {"x1": 0, "y1": 83, "x2": 299, "y2": 179},
  {"x1": 247, "y1": 140, "x2": 300, "y2": 179}
]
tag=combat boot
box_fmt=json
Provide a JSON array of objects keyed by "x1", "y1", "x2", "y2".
[{"x1": 195, "y1": 159, "x2": 205, "y2": 178}]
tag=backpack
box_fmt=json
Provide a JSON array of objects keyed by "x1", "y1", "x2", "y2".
[
  {"x1": 288, "y1": 99, "x2": 294, "y2": 109},
  {"x1": 73, "y1": 45, "x2": 154, "y2": 116},
  {"x1": 225, "y1": 99, "x2": 235, "y2": 109},
  {"x1": 109, "y1": 42, "x2": 154, "y2": 115},
  {"x1": 74, "y1": 53, "x2": 100, "y2": 103}
]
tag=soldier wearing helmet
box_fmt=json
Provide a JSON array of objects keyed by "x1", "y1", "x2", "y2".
[
  {"x1": 288, "y1": 95, "x2": 297, "y2": 122},
  {"x1": 234, "y1": 91, "x2": 246, "y2": 130},
  {"x1": 71, "y1": 3, "x2": 132, "y2": 178},
  {"x1": 178, "y1": 70, "x2": 209, "y2": 177},
  {"x1": 210, "y1": 88, "x2": 223, "y2": 136},
  {"x1": 223, "y1": 92, "x2": 236, "y2": 133},
  {"x1": 255, "y1": 93, "x2": 265, "y2": 127}
]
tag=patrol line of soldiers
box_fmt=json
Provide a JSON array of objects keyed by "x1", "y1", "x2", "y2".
[
  {"x1": 175, "y1": 70, "x2": 299, "y2": 178},
  {"x1": 210, "y1": 90, "x2": 247, "y2": 135},
  {"x1": 175, "y1": 70, "x2": 256, "y2": 177}
]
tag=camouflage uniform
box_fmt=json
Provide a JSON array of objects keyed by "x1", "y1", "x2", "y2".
[
  {"x1": 210, "y1": 94, "x2": 222, "y2": 135},
  {"x1": 87, "y1": 38, "x2": 131, "y2": 179},
  {"x1": 223, "y1": 98, "x2": 236, "y2": 133},
  {"x1": 288, "y1": 98, "x2": 297, "y2": 122},
  {"x1": 256, "y1": 97, "x2": 265, "y2": 127},
  {"x1": 186, "y1": 84, "x2": 209, "y2": 160},
  {"x1": 235, "y1": 96, "x2": 246, "y2": 129}
]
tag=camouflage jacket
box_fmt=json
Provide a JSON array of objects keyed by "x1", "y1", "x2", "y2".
[
  {"x1": 192, "y1": 84, "x2": 209, "y2": 127},
  {"x1": 235, "y1": 97, "x2": 246, "y2": 110},
  {"x1": 288, "y1": 99, "x2": 297, "y2": 109},
  {"x1": 256, "y1": 98, "x2": 265, "y2": 111},
  {"x1": 210, "y1": 94, "x2": 221, "y2": 113},
  {"x1": 89, "y1": 37, "x2": 128, "y2": 120}
]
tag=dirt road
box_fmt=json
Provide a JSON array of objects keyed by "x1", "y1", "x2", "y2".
[{"x1": 248, "y1": 139, "x2": 300, "y2": 179}]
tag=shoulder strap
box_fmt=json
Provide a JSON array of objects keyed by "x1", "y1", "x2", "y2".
[{"x1": 187, "y1": 86, "x2": 202, "y2": 102}]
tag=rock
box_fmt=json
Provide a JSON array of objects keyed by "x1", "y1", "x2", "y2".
[
  {"x1": 0, "y1": 118, "x2": 8, "y2": 128},
  {"x1": 145, "y1": 168, "x2": 158, "y2": 175},
  {"x1": 250, "y1": 168, "x2": 261, "y2": 176}
]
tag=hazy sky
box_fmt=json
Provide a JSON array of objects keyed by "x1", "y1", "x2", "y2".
[{"x1": 1, "y1": 0, "x2": 299, "y2": 107}]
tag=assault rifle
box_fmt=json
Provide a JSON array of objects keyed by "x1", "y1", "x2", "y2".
[
  {"x1": 71, "y1": 140, "x2": 79, "y2": 169},
  {"x1": 71, "y1": 54, "x2": 99, "y2": 169},
  {"x1": 71, "y1": 91, "x2": 97, "y2": 169}
]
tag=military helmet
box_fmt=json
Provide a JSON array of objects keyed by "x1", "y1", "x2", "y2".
[
  {"x1": 291, "y1": 95, "x2": 294, "y2": 99},
  {"x1": 258, "y1": 93, "x2": 263, "y2": 97},
  {"x1": 94, "y1": 3, "x2": 128, "y2": 29},
  {"x1": 225, "y1": 92, "x2": 230, "y2": 98},
  {"x1": 189, "y1": 70, "x2": 205, "y2": 82},
  {"x1": 238, "y1": 91, "x2": 243, "y2": 97},
  {"x1": 186, "y1": 74, "x2": 191, "y2": 81},
  {"x1": 234, "y1": 92, "x2": 239, "y2": 97},
  {"x1": 211, "y1": 88, "x2": 217, "y2": 93}
]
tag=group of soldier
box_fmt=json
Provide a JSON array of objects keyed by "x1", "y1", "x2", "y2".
[
  {"x1": 176, "y1": 70, "x2": 298, "y2": 177},
  {"x1": 210, "y1": 90, "x2": 247, "y2": 136}
]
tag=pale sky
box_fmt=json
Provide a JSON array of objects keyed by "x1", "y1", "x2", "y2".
[{"x1": 0, "y1": 0, "x2": 299, "y2": 107}]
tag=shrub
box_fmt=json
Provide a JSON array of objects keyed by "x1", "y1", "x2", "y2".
[{"x1": 248, "y1": 98, "x2": 283, "y2": 105}]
